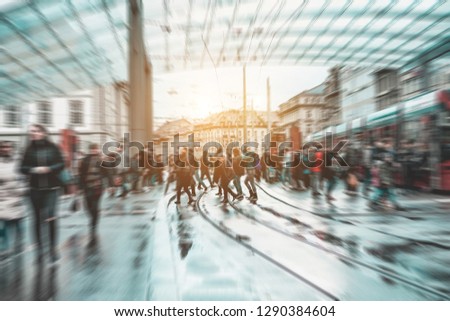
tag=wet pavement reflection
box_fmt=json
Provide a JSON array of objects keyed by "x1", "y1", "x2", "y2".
[{"x1": 1, "y1": 180, "x2": 449, "y2": 300}]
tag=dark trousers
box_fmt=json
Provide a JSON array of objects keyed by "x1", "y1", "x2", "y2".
[
  {"x1": 176, "y1": 177, "x2": 193, "y2": 203},
  {"x1": 29, "y1": 188, "x2": 59, "y2": 250},
  {"x1": 200, "y1": 168, "x2": 213, "y2": 186},
  {"x1": 84, "y1": 186, "x2": 103, "y2": 229}
]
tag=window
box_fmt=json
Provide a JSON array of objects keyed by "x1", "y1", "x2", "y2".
[
  {"x1": 306, "y1": 110, "x2": 312, "y2": 119},
  {"x1": 38, "y1": 101, "x2": 52, "y2": 125},
  {"x1": 4, "y1": 105, "x2": 21, "y2": 127},
  {"x1": 70, "y1": 100, "x2": 84, "y2": 126}
]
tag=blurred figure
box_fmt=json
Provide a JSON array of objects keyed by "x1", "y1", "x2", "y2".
[
  {"x1": 128, "y1": 151, "x2": 144, "y2": 193},
  {"x1": 20, "y1": 124, "x2": 65, "y2": 262},
  {"x1": 310, "y1": 146, "x2": 323, "y2": 197},
  {"x1": 369, "y1": 153, "x2": 405, "y2": 211},
  {"x1": 343, "y1": 141, "x2": 361, "y2": 195},
  {"x1": 192, "y1": 147, "x2": 207, "y2": 192},
  {"x1": 292, "y1": 150, "x2": 306, "y2": 190},
  {"x1": 301, "y1": 146, "x2": 312, "y2": 189},
  {"x1": 362, "y1": 140, "x2": 374, "y2": 196},
  {"x1": 200, "y1": 150, "x2": 214, "y2": 187},
  {"x1": 322, "y1": 148, "x2": 337, "y2": 202},
  {"x1": 243, "y1": 148, "x2": 259, "y2": 202},
  {"x1": 175, "y1": 149, "x2": 195, "y2": 205},
  {"x1": 232, "y1": 147, "x2": 244, "y2": 200},
  {"x1": 218, "y1": 154, "x2": 239, "y2": 205},
  {"x1": 281, "y1": 147, "x2": 292, "y2": 186},
  {"x1": 164, "y1": 154, "x2": 176, "y2": 194},
  {"x1": 79, "y1": 143, "x2": 111, "y2": 233}
]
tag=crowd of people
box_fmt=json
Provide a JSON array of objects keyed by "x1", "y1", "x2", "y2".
[{"x1": 17, "y1": 123, "x2": 429, "y2": 263}]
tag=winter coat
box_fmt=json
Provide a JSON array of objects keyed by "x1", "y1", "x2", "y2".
[
  {"x1": 20, "y1": 139, "x2": 65, "y2": 189},
  {"x1": 79, "y1": 154, "x2": 111, "y2": 190}
]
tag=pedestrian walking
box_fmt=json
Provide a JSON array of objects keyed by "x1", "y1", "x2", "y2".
[
  {"x1": 200, "y1": 150, "x2": 214, "y2": 187},
  {"x1": 218, "y1": 154, "x2": 239, "y2": 205},
  {"x1": 322, "y1": 149, "x2": 337, "y2": 202},
  {"x1": 243, "y1": 148, "x2": 259, "y2": 202},
  {"x1": 310, "y1": 146, "x2": 323, "y2": 197},
  {"x1": 175, "y1": 149, "x2": 195, "y2": 205},
  {"x1": 79, "y1": 143, "x2": 111, "y2": 233},
  {"x1": 20, "y1": 124, "x2": 65, "y2": 262},
  {"x1": 232, "y1": 147, "x2": 245, "y2": 200},
  {"x1": 368, "y1": 153, "x2": 405, "y2": 211}
]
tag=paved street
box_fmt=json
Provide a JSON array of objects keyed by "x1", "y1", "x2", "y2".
[{"x1": 1, "y1": 165, "x2": 449, "y2": 300}]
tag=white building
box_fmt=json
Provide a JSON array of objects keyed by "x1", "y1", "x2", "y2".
[{"x1": 0, "y1": 83, "x2": 129, "y2": 154}]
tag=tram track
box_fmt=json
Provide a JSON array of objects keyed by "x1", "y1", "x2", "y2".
[
  {"x1": 194, "y1": 191, "x2": 340, "y2": 301},
  {"x1": 255, "y1": 182, "x2": 450, "y2": 251},
  {"x1": 196, "y1": 190, "x2": 450, "y2": 300}
]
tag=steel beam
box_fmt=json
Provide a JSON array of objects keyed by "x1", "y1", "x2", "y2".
[
  {"x1": 296, "y1": 0, "x2": 351, "y2": 63},
  {"x1": 216, "y1": 0, "x2": 241, "y2": 66},
  {"x1": 184, "y1": 0, "x2": 194, "y2": 69},
  {"x1": 0, "y1": 15, "x2": 82, "y2": 90},
  {"x1": 66, "y1": 0, "x2": 115, "y2": 82},
  {"x1": 200, "y1": 0, "x2": 217, "y2": 68},
  {"x1": 354, "y1": 0, "x2": 446, "y2": 66},
  {"x1": 262, "y1": 0, "x2": 309, "y2": 65},
  {"x1": 102, "y1": 0, "x2": 127, "y2": 62},
  {"x1": 27, "y1": 1, "x2": 100, "y2": 87}
]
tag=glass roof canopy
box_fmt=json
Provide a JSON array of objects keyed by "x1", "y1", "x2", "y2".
[{"x1": 1, "y1": 0, "x2": 449, "y2": 106}]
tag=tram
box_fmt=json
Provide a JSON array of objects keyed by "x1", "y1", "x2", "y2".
[{"x1": 307, "y1": 90, "x2": 450, "y2": 192}]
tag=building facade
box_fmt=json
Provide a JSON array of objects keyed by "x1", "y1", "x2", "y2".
[
  {"x1": 340, "y1": 67, "x2": 377, "y2": 121},
  {"x1": 277, "y1": 83, "x2": 327, "y2": 143},
  {"x1": 0, "y1": 83, "x2": 129, "y2": 155},
  {"x1": 193, "y1": 109, "x2": 268, "y2": 150},
  {"x1": 323, "y1": 66, "x2": 342, "y2": 127},
  {"x1": 374, "y1": 68, "x2": 400, "y2": 111}
]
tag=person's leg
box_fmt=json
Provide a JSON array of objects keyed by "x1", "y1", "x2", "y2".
[
  {"x1": 244, "y1": 175, "x2": 252, "y2": 194},
  {"x1": 248, "y1": 174, "x2": 256, "y2": 194},
  {"x1": 195, "y1": 169, "x2": 207, "y2": 189},
  {"x1": 327, "y1": 176, "x2": 337, "y2": 198},
  {"x1": 183, "y1": 184, "x2": 194, "y2": 204},
  {"x1": 205, "y1": 170, "x2": 213, "y2": 186},
  {"x1": 311, "y1": 173, "x2": 318, "y2": 194},
  {"x1": 29, "y1": 190, "x2": 43, "y2": 251},
  {"x1": 233, "y1": 175, "x2": 243, "y2": 195},
  {"x1": 371, "y1": 187, "x2": 383, "y2": 203},
  {"x1": 386, "y1": 188, "x2": 403, "y2": 209},
  {"x1": 44, "y1": 189, "x2": 60, "y2": 260}
]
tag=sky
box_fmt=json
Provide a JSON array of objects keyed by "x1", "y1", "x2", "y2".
[{"x1": 153, "y1": 65, "x2": 328, "y2": 120}]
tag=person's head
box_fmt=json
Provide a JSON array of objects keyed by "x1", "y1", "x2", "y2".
[
  {"x1": 89, "y1": 143, "x2": 100, "y2": 155},
  {"x1": 29, "y1": 124, "x2": 48, "y2": 141},
  {"x1": 232, "y1": 147, "x2": 241, "y2": 157}
]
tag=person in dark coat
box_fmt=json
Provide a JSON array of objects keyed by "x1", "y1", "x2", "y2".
[
  {"x1": 218, "y1": 155, "x2": 238, "y2": 204},
  {"x1": 175, "y1": 149, "x2": 195, "y2": 205},
  {"x1": 322, "y1": 149, "x2": 338, "y2": 201},
  {"x1": 200, "y1": 150, "x2": 214, "y2": 187},
  {"x1": 79, "y1": 143, "x2": 111, "y2": 232},
  {"x1": 20, "y1": 124, "x2": 65, "y2": 261}
]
